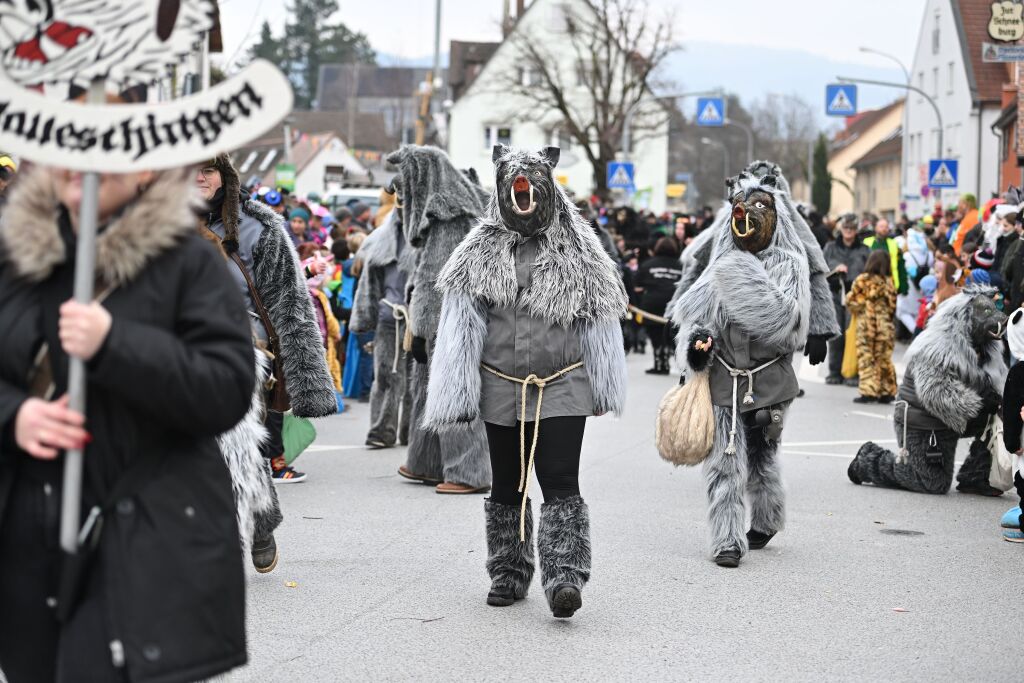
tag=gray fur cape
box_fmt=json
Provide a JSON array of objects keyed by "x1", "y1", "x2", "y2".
[
  {"x1": 423, "y1": 150, "x2": 629, "y2": 429},
  {"x1": 205, "y1": 152, "x2": 336, "y2": 419},
  {"x1": 901, "y1": 286, "x2": 1008, "y2": 434},
  {"x1": 667, "y1": 161, "x2": 839, "y2": 341},
  {"x1": 350, "y1": 209, "x2": 416, "y2": 334}
]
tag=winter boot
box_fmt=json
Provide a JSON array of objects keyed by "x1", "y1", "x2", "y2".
[
  {"x1": 537, "y1": 496, "x2": 591, "y2": 619},
  {"x1": 848, "y1": 442, "x2": 884, "y2": 485},
  {"x1": 251, "y1": 533, "x2": 279, "y2": 574},
  {"x1": 1001, "y1": 507, "x2": 1022, "y2": 528},
  {"x1": 746, "y1": 529, "x2": 776, "y2": 550},
  {"x1": 484, "y1": 498, "x2": 535, "y2": 607}
]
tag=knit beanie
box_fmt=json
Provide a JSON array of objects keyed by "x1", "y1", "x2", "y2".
[
  {"x1": 972, "y1": 248, "x2": 995, "y2": 270},
  {"x1": 291, "y1": 206, "x2": 311, "y2": 223}
]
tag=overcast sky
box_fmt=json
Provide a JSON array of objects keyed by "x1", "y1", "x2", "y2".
[{"x1": 217, "y1": 0, "x2": 929, "y2": 72}]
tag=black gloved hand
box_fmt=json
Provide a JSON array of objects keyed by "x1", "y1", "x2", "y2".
[
  {"x1": 686, "y1": 329, "x2": 714, "y2": 372},
  {"x1": 980, "y1": 390, "x2": 1002, "y2": 415},
  {"x1": 411, "y1": 336, "x2": 428, "y2": 364},
  {"x1": 803, "y1": 334, "x2": 829, "y2": 366}
]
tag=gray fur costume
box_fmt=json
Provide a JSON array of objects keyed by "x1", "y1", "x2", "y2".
[
  {"x1": 351, "y1": 208, "x2": 414, "y2": 447},
  {"x1": 385, "y1": 145, "x2": 491, "y2": 488},
  {"x1": 424, "y1": 145, "x2": 627, "y2": 616},
  {"x1": 850, "y1": 286, "x2": 1008, "y2": 494},
  {"x1": 667, "y1": 161, "x2": 840, "y2": 345},
  {"x1": 672, "y1": 171, "x2": 813, "y2": 566}
]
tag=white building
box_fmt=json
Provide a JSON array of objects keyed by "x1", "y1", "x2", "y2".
[
  {"x1": 902, "y1": 0, "x2": 1005, "y2": 216},
  {"x1": 446, "y1": 0, "x2": 669, "y2": 212}
]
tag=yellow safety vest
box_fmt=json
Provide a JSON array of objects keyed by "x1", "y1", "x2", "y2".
[{"x1": 863, "y1": 236, "x2": 901, "y2": 291}]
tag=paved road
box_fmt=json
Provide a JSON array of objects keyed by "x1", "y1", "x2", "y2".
[{"x1": 233, "y1": 348, "x2": 1016, "y2": 682}]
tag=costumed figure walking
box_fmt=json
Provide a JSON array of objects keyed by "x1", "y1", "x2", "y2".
[
  {"x1": 849, "y1": 285, "x2": 1008, "y2": 495},
  {"x1": 671, "y1": 168, "x2": 835, "y2": 568},
  {"x1": 350, "y1": 189, "x2": 415, "y2": 449},
  {"x1": 386, "y1": 145, "x2": 492, "y2": 494},
  {"x1": 423, "y1": 145, "x2": 628, "y2": 619},
  {"x1": 198, "y1": 154, "x2": 337, "y2": 572}
]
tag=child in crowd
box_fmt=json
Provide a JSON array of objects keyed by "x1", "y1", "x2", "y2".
[
  {"x1": 1001, "y1": 307, "x2": 1024, "y2": 543},
  {"x1": 846, "y1": 251, "x2": 898, "y2": 404}
]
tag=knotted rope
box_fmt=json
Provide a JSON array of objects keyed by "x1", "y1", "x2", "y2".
[
  {"x1": 714, "y1": 354, "x2": 783, "y2": 455},
  {"x1": 481, "y1": 362, "x2": 584, "y2": 541},
  {"x1": 627, "y1": 304, "x2": 670, "y2": 325},
  {"x1": 381, "y1": 299, "x2": 411, "y2": 373}
]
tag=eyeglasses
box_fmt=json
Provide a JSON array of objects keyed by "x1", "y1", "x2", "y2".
[{"x1": 199, "y1": 167, "x2": 218, "y2": 179}]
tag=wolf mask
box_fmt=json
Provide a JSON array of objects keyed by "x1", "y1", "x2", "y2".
[
  {"x1": 492, "y1": 144, "x2": 560, "y2": 237},
  {"x1": 726, "y1": 173, "x2": 779, "y2": 254}
]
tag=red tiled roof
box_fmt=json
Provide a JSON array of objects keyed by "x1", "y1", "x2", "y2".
[
  {"x1": 852, "y1": 127, "x2": 903, "y2": 169},
  {"x1": 952, "y1": 0, "x2": 1013, "y2": 104},
  {"x1": 831, "y1": 99, "x2": 903, "y2": 152}
]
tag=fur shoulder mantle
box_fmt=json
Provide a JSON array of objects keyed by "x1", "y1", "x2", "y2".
[
  {"x1": 1, "y1": 167, "x2": 199, "y2": 286},
  {"x1": 358, "y1": 211, "x2": 400, "y2": 269},
  {"x1": 437, "y1": 204, "x2": 627, "y2": 326}
]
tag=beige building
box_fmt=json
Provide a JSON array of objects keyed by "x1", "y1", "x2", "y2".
[
  {"x1": 851, "y1": 128, "x2": 903, "y2": 222},
  {"x1": 828, "y1": 100, "x2": 904, "y2": 216}
]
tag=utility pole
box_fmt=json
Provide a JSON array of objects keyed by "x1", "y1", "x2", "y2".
[
  {"x1": 837, "y1": 75, "x2": 943, "y2": 158},
  {"x1": 724, "y1": 118, "x2": 754, "y2": 163},
  {"x1": 701, "y1": 136, "x2": 730, "y2": 195},
  {"x1": 858, "y1": 47, "x2": 911, "y2": 204},
  {"x1": 416, "y1": 0, "x2": 442, "y2": 145}
]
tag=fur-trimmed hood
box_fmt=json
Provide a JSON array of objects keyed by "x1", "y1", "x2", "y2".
[
  {"x1": 436, "y1": 182, "x2": 627, "y2": 326},
  {"x1": 1, "y1": 166, "x2": 201, "y2": 287},
  {"x1": 386, "y1": 145, "x2": 484, "y2": 246}
]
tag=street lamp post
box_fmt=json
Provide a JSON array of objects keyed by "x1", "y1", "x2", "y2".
[
  {"x1": 701, "y1": 136, "x2": 729, "y2": 195},
  {"x1": 724, "y1": 117, "x2": 754, "y2": 163},
  {"x1": 837, "y1": 75, "x2": 943, "y2": 158},
  {"x1": 858, "y1": 47, "x2": 911, "y2": 203}
]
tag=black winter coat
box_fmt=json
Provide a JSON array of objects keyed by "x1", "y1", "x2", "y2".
[{"x1": 0, "y1": 169, "x2": 254, "y2": 682}]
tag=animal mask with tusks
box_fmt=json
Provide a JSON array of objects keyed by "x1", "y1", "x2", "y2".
[
  {"x1": 726, "y1": 173, "x2": 778, "y2": 253},
  {"x1": 491, "y1": 144, "x2": 560, "y2": 237}
]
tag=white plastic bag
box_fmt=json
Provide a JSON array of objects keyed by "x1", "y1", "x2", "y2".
[{"x1": 984, "y1": 416, "x2": 1015, "y2": 492}]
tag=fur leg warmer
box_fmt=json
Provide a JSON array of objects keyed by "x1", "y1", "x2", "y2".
[
  {"x1": 485, "y1": 498, "x2": 535, "y2": 599},
  {"x1": 703, "y1": 406, "x2": 749, "y2": 557},
  {"x1": 746, "y1": 433, "x2": 786, "y2": 535},
  {"x1": 439, "y1": 420, "x2": 492, "y2": 489},
  {"x1": 252, "y1": 464, "x2": 284, "y2": 543},
  {"x1": 537, "y1": 495, "x2": 591, "y2": 606},
  {"x1": 852, "y1": 430, "x2": 957, "y2": 495}
]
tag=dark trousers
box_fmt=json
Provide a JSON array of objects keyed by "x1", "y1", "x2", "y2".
[
  {"x1": 484, "y1": 417, "x2": 587, "y2": 506},
  {"x1": 0, "y1": 470, "x2": 123, "y2": 682},
  {"x1": 827, "y1": 293, "x2": 848, "y2": 376},
  {"x1": 253, "y1": 410, "x2": 284, "y2": 543},
  {"x1": 260, "y1": 409, "x2": 284, "y2": 460}
]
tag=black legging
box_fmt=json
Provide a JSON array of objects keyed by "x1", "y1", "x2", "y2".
[{"x1": 484, "y1": 416, "x2": 586, "y2": 506}]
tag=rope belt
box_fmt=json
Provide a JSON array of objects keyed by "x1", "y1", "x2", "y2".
[
  {"x1": 481, "y1": 361, "x2": 584, "y2": 541},
  {"x1": 715, "y1": 354, "x2": 783, "y2": 455},
  {"x1": 627, "y1": 304, "x2": 670, "y2": 325},
  {"x1": 381, "y1": 299, "x2": 411, "y2": 373}
]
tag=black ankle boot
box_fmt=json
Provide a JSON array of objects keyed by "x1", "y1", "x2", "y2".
[
  {"x1": 484, "y1": 499, "x2": 535, "y2": 607},
  {"x1": 714, "y1": 548, "x2": 741, "y2": 567},
  {"x1": 746, "y1": 529, "x2": 776, "y2": 550}
]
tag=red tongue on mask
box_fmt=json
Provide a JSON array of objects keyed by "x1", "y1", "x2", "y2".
[
  {"x1": 732, "y1": 205, "x2": 746, "y2": 220},
  {"x1": 513, "y1": 176, "x2": 530, "y2": 193}
]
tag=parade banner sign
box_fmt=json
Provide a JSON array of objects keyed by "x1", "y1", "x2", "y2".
[{"x1": 0, "y1": 60, "x2": 294, "y2": 172}]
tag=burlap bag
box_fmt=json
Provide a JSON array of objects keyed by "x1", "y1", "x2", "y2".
[{"x1": 655, "y1": 370, "x2": 715, "y2": 466}]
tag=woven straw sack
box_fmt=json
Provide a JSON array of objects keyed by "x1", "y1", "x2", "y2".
[{"x1": 655, "y1": 371, "x2": 715, "y2": 466}]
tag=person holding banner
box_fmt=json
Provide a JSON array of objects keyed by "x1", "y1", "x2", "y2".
[{"x1": 0, "y1": 164, "x2": 255, "y2": 681}]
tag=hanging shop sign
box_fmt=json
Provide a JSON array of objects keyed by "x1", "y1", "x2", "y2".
[{"x1": 989, "y1": 1, "x2": 1024, "y2": 42}]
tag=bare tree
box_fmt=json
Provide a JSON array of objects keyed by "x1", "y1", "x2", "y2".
[
  {"x1": 749, "y1": 93, "x2": 818, "y2": 192},
  {"x1": 489, "y1": 0, "x2": 678, "y2": 199}
]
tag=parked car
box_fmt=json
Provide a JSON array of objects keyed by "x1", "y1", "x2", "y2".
[{"x1": 324, "y1": 188, "x2": 381, "y2": 216}]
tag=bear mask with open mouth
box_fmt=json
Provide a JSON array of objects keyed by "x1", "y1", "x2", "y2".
[
  {"x1": 492, "y1": 144, "x2": 560, "y2": 237},
  {"x1": 726, "y1": 174, "x2": 779, "y2": 254}
]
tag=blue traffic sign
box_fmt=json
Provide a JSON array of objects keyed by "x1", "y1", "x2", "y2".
[
  {"x1": 607, "y1": 161, "x2": 635, "y2": 190},
  {"x1": 825, "y1": 84, "x2": 857, "y2": 116},
  {"x1": 928, "y1": 159, "x2": 958, "y2": 188},
  {"x1": 696, "y1": 97, "x2": 725, "y2": 127}
]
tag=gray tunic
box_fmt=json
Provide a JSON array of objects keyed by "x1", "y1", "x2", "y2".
[
  {"x1": 479, "y1": 238, "x2": 594, "y2": 426},
  {"x1": 708, "y1": 325, "x2": 798, "y2": 413}
]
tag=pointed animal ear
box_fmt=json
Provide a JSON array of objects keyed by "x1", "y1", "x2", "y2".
[
  {"x1": 540, "y1": 146, "x2": 560, "y2": 167},
  {"x1": 761, "y1": 174, "x2": 777, "y2": 188},
  {"x1": 492, "y1": 144, "x2": 508, "y2": 164}
]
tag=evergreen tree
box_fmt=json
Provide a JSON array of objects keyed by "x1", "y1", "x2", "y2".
[
  {"x1": 812, "y1": 133, "x2": 832, "y2": 215},
  {"x1": 247, "y1": 3, "x2": 375, "y2": 109}
]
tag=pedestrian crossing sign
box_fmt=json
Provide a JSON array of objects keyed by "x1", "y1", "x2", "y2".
[
  {"x1": 825, "y1": 84, "x2": 857, "y2": 116},
  {"x1": 607, "y1": 161, "x2": 635, "y2": 190},
  {"x1": 928, "y1": 159, "x2": 958, "y2": 188},
  {"x1": 696, "y1": 97, "x2": 725, "y2": 127}
]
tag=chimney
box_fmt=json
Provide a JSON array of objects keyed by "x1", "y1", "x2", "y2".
[
  {"x1": 516, "y1": 0, "x2": 526, "y2": 20},
  {"x1": 502, "y1": 0, "x2": 511, "y2": 36}
]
